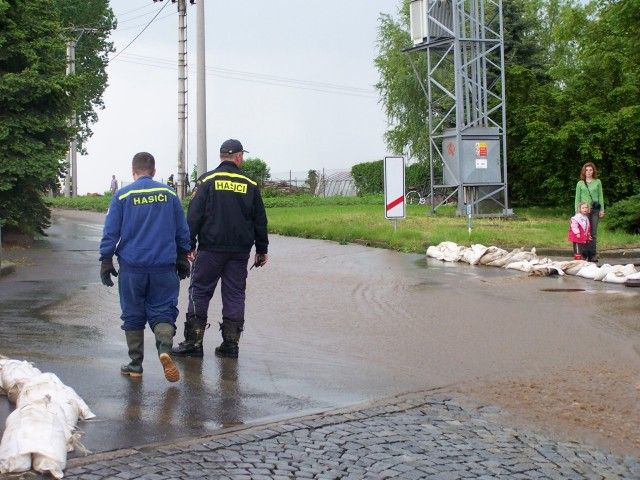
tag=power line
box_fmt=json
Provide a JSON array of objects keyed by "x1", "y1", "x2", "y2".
[
  {"x1": 116, "y1": 57, "x2": 378, "y2": 99},
  {"x1": 110, "y1": 2, "x2": 170, "y2": 61},
  {"x1": 115, "y1": 12, "x2": 175, "y2": 32},
  {"x1": 116, "y1": 9, "x2": 164, "y2": 24},
  {"x1": 116, "y1": 53, "x2": 378, "y2": 97},
  {"x1": 115, "y1": 3, "x2": 157, "y2": 18}
]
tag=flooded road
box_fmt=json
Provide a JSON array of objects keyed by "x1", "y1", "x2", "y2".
[{"x1": 1, "y1": 209, "x2": 639, "y2": 455}]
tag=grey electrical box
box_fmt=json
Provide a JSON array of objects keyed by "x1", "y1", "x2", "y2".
[
  {"x1": 410, "y1": 0, "x2": 454, "y2": 45},
  {"x1": 442, "y1": 128, "x2": 502, "y2": 184}
]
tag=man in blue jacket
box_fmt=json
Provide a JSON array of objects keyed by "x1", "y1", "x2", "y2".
[
  {"x1": 172, "y1": 139, "x2": 269, "y2": 359},
  {"x1": 100, "y1": 152, "x2": 191, "y2": 382}
]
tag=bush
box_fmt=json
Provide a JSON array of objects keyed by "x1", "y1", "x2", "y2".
[
  {"x1": 406, "y1": 162, "x2": 429, "y2": 189},
  {"x1": 351, "y1": 160, "x2": 383, "y2": 195},
  {"x1": 351, "y1": 159, "x2": 430, "y2": 196},
  {"x1": 605, "y1": 194, "x2": 640, "y2": 234}
]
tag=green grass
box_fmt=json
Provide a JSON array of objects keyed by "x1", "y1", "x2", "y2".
[{"x1": 47, "y1": 195, "x2": 640, "y2": 253}]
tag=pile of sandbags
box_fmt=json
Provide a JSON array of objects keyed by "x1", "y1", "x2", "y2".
[
  {"x1": 426, "y1": 242, "x2": 639, "y2": 283},
  {"x1": 0, "y1": 357, "x2": 95, "y2": 478}
]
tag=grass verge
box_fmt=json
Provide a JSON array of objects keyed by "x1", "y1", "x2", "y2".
[{"x1": 47, "y1": 195, "x2": 640, "y2": 253}]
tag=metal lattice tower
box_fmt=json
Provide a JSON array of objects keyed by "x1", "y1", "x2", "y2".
[{"x1": 405, "y1": 0, "x2": 510, "y2": 216}]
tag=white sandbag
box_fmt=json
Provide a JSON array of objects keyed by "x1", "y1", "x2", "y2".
[
  {"x1": 626, "y1": 271, "x2": 640, "y2": 280},
  {"x1": 0, "y1": 408, "x2": 31, "y2": 474},
  {"x1": 602, "y1": 264, "x2": 637, "y2": 283},
  {"x1": 0, "y1": 400, "x2": 70, "y2": 479},
  {"x1": 504, "y1": 260, "x2": 533, "y2": 273},
  {"x1": 591, "y1": 263, "x2": 614, "y2": 281},
  {"x1": 426, "y1": 245, "x2": 445, "y2": 260},
  {"x1": 575, "y1": 263, "x2": 601, "y2": 279},
  {"x1": 530, "y1": 260, "x2": 565, "y2": 276},
  {"x1": 16, "y1": 373, "x2": 96, "y2": 427},
  {"x1": 460, "y1": 244, "x2": 489, "y2": 265},
  {"x1": 441, "y1": 243, "x2": 465, "y2": 262},
  {"x1": 1, "y1": 361, "x2": 42, "y2": 400},
  {"x1": 485, "y1": 248, "x2": 523, "y2": 267},
  {"x1": 562, "y1": 260, "x2": 587, "y2": 275},
  {"x1": 477, "y1": 246, "x2": 508, "y2": 265},
  {"x1": 427, "y1": 242, "x2": 466, "y2": 262},
  {"x1": 503, "y1": 249, "x2": 538, "y2": 265}
]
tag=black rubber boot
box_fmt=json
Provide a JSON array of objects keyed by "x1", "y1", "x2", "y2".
[
  {"x1": 171, "y1": 317, "x2": 208, "y2": 357},
  {"x1": 121, "y1": 330, "x2": 144, "y2": 378},
  {"x1": 214, "y1": 318, "x2": 244, "y2": 359},
  {"x1": 154, "y1": 323, "x2": 180, "y2": 382}
]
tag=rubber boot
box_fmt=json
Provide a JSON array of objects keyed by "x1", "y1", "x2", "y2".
[
  {"x1": 171, "y1": 314, "x2": 208, "y2": 357},
  {"x1": 154, "y1": 323, "x2": 180, "y2": 382},
  {"x1": 121, "y1": 330, "x2": 144, "y2": 378},
  {"x1": 214, "y1": 318, "x2": 244, "y2": 359}
]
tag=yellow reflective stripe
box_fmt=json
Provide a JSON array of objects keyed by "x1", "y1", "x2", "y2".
[
  {"x1": 118, "y1": 187, "x2": 177, "y2": 200},
  {"x1": 202, "y1": 172, "x2": 257, "y2": 186}
]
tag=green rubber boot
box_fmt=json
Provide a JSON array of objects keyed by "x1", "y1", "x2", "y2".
[
  {"x1": 154, "y1": 323, "x2": 180, "y2": 382},
  {"x1": 121, "y1": 330, "x2": 144, "y2": 378}
]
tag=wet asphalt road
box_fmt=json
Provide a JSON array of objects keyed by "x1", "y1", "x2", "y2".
[{"x1": 0, "y1": 209, "x2": 639, "y2": 456}]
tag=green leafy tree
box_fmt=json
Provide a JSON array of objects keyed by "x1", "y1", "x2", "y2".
[
  {"x1": 0, "y1": 0, "x2": 79, "y2": 235},
  {"x1": 242, "y1": 157, "x2": 271, "y2": 187},
  {"x1": 53, "y1": 0, "x2": 116, "y2": 152},
  {"x1": 306, "y1": 169, "x2": 318, "y2": 194},
  {"x1": 375, "y1": 0, "x2": 640, "y2": 207},
  {"x1": 375, "y1": 3, "x2": 429, "y2": 162}
]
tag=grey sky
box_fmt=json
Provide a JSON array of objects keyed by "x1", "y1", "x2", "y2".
[{"x1": 78, "y1": 0, "x2": 398, "y2": 193}]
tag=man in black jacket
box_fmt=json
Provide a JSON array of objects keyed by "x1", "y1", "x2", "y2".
[{"x1": 173, "y1": 139, "x2": 269, "y2": 358}]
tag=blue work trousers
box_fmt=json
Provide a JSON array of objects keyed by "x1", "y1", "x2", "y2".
[
  {"x1": 187, "y1": 250, "x2": 250, "y2": 323},
  {"x1": 118, "y1": 270, "x2": 179, "y2": 331}
]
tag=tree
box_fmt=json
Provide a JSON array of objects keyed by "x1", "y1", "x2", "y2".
[
  {"x1": 375, "y1": 0, "x2": 640, "y2": 207},
  {"x1": 53, "y1": 0, "x2": 115, "y2": 152},
  {"x1": 0, "y1": 0, "x2": 79, "y2": 235},
  {"x1": 242, "y1": 158, "x2": 270, "y2": 187},
  {"x1": 306, "y1": 169, "x2": 319, "y2": 194}
]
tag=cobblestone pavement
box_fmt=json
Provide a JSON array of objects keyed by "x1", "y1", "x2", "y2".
[{"x1": 57, "y1": 393, "x2": 639, "y2": 479}]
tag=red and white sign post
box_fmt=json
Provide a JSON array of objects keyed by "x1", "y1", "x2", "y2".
[{"x1": 384, "y1": 156, "x2": 405, "y2": 231}]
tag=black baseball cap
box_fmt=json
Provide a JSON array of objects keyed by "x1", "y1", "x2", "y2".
[{"x1": 220, "y1": 139, "x2": 248, "y2": 154}]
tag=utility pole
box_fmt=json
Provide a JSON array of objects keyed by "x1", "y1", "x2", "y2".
[
  {"x1": 155, "y1": 0, "x2": 196, "y2": 197},
  {"x1": 63, "y1": 39, "x2": 76, "y2": 197},
  {"x1": 62, "y1": 29, "x2": 96, "y2": 197},
  {"x1": 196, "y1": 0, "x2": 207, "y2": 177},
  {"x1": 176, "y1": 0, "x2": 187, "y2": 199}
]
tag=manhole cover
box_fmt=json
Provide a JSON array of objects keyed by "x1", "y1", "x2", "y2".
[{"x1": 540, "y1": 288, "x2": 586, "y2": 292}]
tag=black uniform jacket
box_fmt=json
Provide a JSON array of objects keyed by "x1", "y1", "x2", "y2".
[{"x1": 188, "y1": 161, "x2": 268, "y2": 254}]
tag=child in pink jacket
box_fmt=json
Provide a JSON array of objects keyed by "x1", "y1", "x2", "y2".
[{"x1": 567, "y1": 202, "x2": 592, "y2": 260}]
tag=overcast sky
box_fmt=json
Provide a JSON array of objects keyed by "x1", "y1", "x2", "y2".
[{"x1": 77, "y1": 0, "x2": 398, "y2": 194}]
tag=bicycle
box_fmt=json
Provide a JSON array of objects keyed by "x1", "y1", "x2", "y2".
[{"x1": 405, "y1": 188, "x2": 429, "y2": 205}]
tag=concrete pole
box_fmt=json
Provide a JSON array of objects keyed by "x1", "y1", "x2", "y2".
[
  {"x1": 196, "y1": 0, "x2": 208, "y2": 177},
  {"x1": 63, "y1": 40, "x2": 77, "y2": 197},
  {"x1": 176, "y1": 0, "x2": 187, "y2": 199}
]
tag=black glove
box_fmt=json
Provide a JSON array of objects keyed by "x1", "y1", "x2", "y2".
[
  {"x1": 254, "y1": 253, "x2": 267, "y2": 268},
  {"x1": 100, "y1": 258, "x2": 118, "y2": 287},
  {"x1": 176, "y1": 251, "x2": 190, "y2": 280}
]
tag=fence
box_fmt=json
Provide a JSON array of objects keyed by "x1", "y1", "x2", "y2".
[{"x1": 269, "y1": 169, "x2": 356, "y2": 197}]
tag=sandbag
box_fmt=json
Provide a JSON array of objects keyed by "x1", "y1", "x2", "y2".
[
  {"x1": 602, "y1": 264, "x2": 637, "y2": 283},
  {"x1": 477, "y1": 246, "x2": 508, "y2": 265},
  {"x1": 0, "y1": 361, "x2": 41, "y2": 400},
  {"x1": 485, "y1": 248, "x2": 523, "y2": 267},
  {"x1": 426, "y1": 241, "x2": 639, "y2": 285},
  {"x1": 0, "y1": 399, "x2": 70, "y2": 479},
  {"x1": 460, "y1": 244, "x2": 489, "y2": 265},
  {"x1": 16, "y1": 373, "x2": 96, "y2": 428}
]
